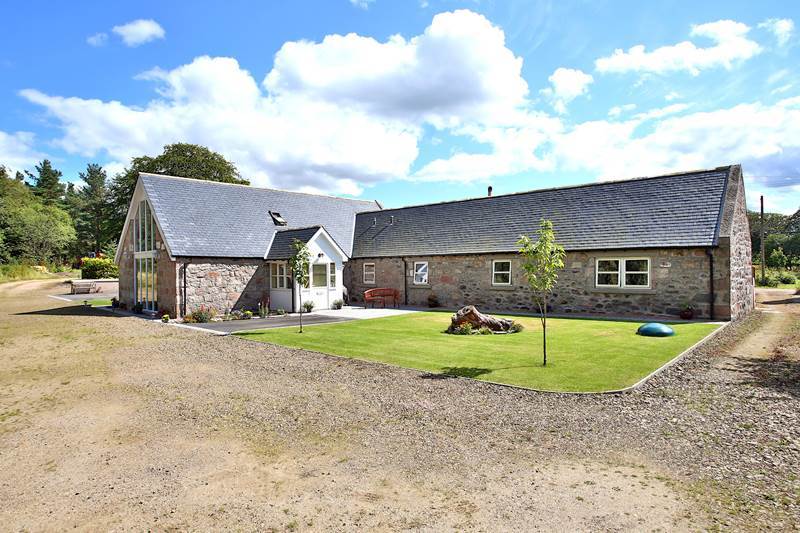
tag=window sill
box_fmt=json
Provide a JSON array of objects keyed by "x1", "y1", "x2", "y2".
[
  {"x1": 589, "y1": 286, "x2": 656, "y2": 295},
  {"x1": 410, "y1": 284, "x2": 431, "y2": 289},
  {"x1": 490, "y1": 285, "x2": 515, "y2": 291}
]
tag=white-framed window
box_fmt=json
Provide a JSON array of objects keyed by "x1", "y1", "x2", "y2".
[
  {"x1": 270, "y1": 262, "x2": 290, "y2": 289},
  {"x1": 492, "y1": 260, "x2": 512, "y2": 286},
  {"x1": 413, "y1": 261, "x2": 428, "y2": 285},
  {"x1": 363, "y1": 263, "x2": 375, "y2": 284},
  {"x1": 311, "y1": 264, "x2": 327, "y2": 287},
  {"x1": 623, "y1": 258, "x2": 650, "y2": 288},
  {"x1": 595, "y1": 257, "x2": 650, "y2": 288},
  {"x1": 329, "y1": 263, "x2": 336, "y2": 288}
]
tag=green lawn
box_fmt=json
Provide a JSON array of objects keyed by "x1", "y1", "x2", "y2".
[
  {"x1": 80, "y1": 298, "x2": 113, "y2": 307},
  {"x1": 236, "y1": 312, "x2": 720, "y2": 392}
]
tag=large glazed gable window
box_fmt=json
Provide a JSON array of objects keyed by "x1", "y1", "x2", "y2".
[
  {"x1": 363, "y1": 263, "x2": 375, "y2": 284},
  {"x1": 133, "y1": 200, "x2": 158, "y2": 312},
  {"x1": 492, "y1": 260, "x2": 511, "y2": 285},
  {"x1": 595, "y1": 258, "x2": 650, "y2": 288},
  {"x1": 413, "y1": 262, "x2": 428, "y2": 285}
]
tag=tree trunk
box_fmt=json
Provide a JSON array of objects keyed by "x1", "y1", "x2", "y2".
[
  {"x1": 298, "y1": 290, "x2": 304, "y2": 333},
  {"x1": 542, "y1": 297, "x2": 547, "y2": 367},
  {"x1": 446, "y1": 305, "x2": 514, "y2": 333}
]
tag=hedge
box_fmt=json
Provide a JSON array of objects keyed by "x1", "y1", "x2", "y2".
[{"x1": 81, "y1": 257, "x2": 119, "y2": 279}]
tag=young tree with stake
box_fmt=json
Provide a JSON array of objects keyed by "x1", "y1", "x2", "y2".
[
  {"x1": 517, "y1": 219, "x2": 565, "y2": 367},
  {"x1": 289, "y1": 239, "x2": 311, "y2": 333}
]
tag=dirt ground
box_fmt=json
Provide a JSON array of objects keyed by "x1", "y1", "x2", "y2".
[{"x1": 0, "y1": 280, "x2": 798, "y2": 531}]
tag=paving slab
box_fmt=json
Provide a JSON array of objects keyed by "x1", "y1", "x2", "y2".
[{"x1": 191, "y1": 313, "x2": 354, "y2": 334}]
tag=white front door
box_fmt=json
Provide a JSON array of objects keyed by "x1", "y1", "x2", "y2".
[{"x1": 307, "y1": 263, "x2": 330, "y2": 310}]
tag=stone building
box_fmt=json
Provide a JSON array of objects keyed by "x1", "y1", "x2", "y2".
[{"x1": 117, "y1": 166, "x2": 754, "y2": 320}]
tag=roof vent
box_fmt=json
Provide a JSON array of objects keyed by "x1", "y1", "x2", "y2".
[
  {"x1": 488, "y1": 185, "x2": 493, "y2": 197},
  {"x1": 269, "y1": 211, "x2": 287, "y2": 226},
  {"x1": 389, "y1": 215, "x2": 395, "y2": 225}
]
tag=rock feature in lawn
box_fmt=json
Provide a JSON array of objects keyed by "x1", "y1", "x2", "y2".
[{"x1": 446, "y1": 306, "x2": 514, "y2": 333}]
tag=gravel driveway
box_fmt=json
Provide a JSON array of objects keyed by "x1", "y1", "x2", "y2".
[{"x1": 0, "y1": 280, "x2": 798, "y2": 530}]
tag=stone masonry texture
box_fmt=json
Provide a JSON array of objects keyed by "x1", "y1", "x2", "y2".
[{"x1": 345, "y1": 246, "x2": 735, "y2": 320}]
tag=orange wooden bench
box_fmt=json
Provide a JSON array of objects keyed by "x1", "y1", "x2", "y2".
[{"x1": 364, "y1": 288, "x2": 400, "y2": 308}]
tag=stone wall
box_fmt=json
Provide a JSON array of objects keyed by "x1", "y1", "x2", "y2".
[
  {"x1": 345, "y1": 246, "x2": 733, "y2": 319},
  {"x1": 727, "y1": 182, "x2": 755, "y2": 320},
  {"x1": 180, "y1": 258, "x2": 267, "y2": 316}
]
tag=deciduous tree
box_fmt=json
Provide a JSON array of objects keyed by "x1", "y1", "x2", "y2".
[
  {"x1": 517, "y1": 219, "x2": 565, "y2": 367},
  {"x1": 289, "y1": 239, "x2": 311, "y2": 333}
]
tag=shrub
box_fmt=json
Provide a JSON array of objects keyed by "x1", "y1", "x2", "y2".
[
  {"x1": 80, "y1": 257, "x2": 118, "y2": 279},
  {"x1": 427, "y1": 293, "x2": 440, "y2": 308},
  {"x1": 759, "y1": 274, "x2": 780, "y2": 288},
  {"x1": 450, "y1": 323, "x2": 473, "y2": 335},
  {"x1": 302, "y1": 301, "x2": 315, "y2": 312},
  {"x1": 508, "y1": 321, "x2": 525, "y2": 333},
  {"x1": 161, "y1": 314, "x2": 170, "y2": 323},
  {"x1": 229, "y1": 309, "x2": 244, "y2": 320},
  {"x1": 778, "y1": 272, "x2": 797, "y2": 285},
  {"x1": 186, "y1": 306, "x2": 215, "y2": 323},
  {"x1": 331, "y1": 299, "x2": 343, "y2": 310},
  {"x1": 132, "y1": 302, "x2": 144, "y2": 314},
  {"x1": 767, "y1": 247, "x2": 788, "y2": 270},
  {"x1": 478, "y1": 326, "x2": 493, "y2": 335},
  {"x1": 258, "y1": 303, "x2": 268, "y2": 318},
  {"x1": 275, "y1": 308, "x2": 286, "y2": 316},
  {"x1": 243, "y1": 310, "x2": 253, "y2": 319},
  {"x1": 111, "y1": 297, "x2": 119, "y2": 309}
]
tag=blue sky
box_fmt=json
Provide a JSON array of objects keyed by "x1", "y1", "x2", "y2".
[{"x1": 1, "y1": 0, "x2": 799, "y2": 214}]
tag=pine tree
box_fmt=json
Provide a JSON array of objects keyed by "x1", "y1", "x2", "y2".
[
  {"x1": 27, "y1": 160, "x2": 65, "y2": 206},
  {"x1": 76, "y1": 164, "x2": 109, "y2": 254}
]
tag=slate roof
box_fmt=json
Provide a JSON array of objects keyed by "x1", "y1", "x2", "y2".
[
  {"x1": 139, "y1": 173, "x2": 378, "y2": 258},
  {"x1": 351, "y1": 166, "x2": 736, "y2": 258},
  {"x1": 265, "y1": 226, "x2": 321, "y2": 260}
]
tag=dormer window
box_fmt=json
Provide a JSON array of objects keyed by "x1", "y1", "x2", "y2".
[{"x1": 269, "y1": 211, "x2": 287, "y2": 226}]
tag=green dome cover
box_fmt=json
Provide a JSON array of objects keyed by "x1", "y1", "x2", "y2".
[{"x1": 636, "y1": 323, "x2": 675, "y2": 337}]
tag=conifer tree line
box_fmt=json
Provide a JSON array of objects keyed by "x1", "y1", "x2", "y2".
[{"x1": 0, "y1": 143, "x2": 247, "y2": 266}]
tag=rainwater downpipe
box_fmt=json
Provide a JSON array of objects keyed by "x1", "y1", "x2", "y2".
[
  {"x1": 181, "y1": 261, "x2": 188, "y2": 317},
  {"x1": 402, "y1": 257, "x2": 409, "y2": 306},
  {"x1": 705, "y1": 249, "x2": 715, "y2": 321}
]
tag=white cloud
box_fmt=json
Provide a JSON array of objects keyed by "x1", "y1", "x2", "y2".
[
  {"x1": 608, "y1": 103, "x2": 636, "y2": 117},
  {"x1": 112, "y1": 19, "x2": 165, "y2": 47},
  {"x1": 264, "y1": 10, "x2": 527, "y2": 127},
  {"x1": 21, "y1": 10, "x2": 530, "y2": 194},
  {"x1": 595, "y1": 19, "x2": 762, "y2": 76},
  {"x1": 633, "y1": 103, "x2": 690, "y2": 120},
  {"x1": 540, "y1": 67, "x2": 593, "y2": 114},
  {"x1": 664, "y1": 91, "x2": 681, "y2": 101},
  {"x1": 771, "y1": 83, "x2": 793, "y2": 95},
  {"x1": 550, "y1": 97, "x2": 800, "y2": 190},
  {"x1": 759, "y1": 18, "x2": 794, "y2": 47},
  {"x1": 349, "y1": 0, "x2": 375, "y2": 8},
  {"x1": 0, "y1": 130, "x2": 44, "y2": 175},
  {"x1": 86, "y1": 32, "x2": 108, "y2": 47}
]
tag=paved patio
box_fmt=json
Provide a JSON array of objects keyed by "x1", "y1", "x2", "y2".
[{"x1": 184, "y1": 306, "x2": 421, "y2": 334}]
